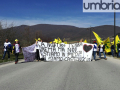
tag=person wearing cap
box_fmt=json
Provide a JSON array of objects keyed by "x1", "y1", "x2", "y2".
[
  {"x1": 93, "y1": 41, "x2": 97, "y2": 61},
  {"x1": 98, "y1": 42, "x2": 107, "y2": 60},
  {"x1": 12, "y1": 39, "x2": 21, "y2": 64},
  {"x1": 35, "y1": 38, "x2": 42, "y2": 61},
  {"x1": 2, "y1": 39, "x2": 12, "y2": 60},
  {"x1": 111, "y1": 42, "x2": 114, "y2": 57}
]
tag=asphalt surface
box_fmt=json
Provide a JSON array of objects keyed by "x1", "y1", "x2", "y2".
[{"x1": 0, "y1": 57, "x2": 120, "y2": 90}]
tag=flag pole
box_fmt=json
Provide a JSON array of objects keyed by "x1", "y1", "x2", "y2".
[{"x1": 114, "y1": 0, "x2": 116, "y2": 57}]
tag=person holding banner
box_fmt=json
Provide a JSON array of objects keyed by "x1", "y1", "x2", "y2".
[
  {"x1": 98, "y1": 42, "x2": 107, "y2": 60},
  {"x1": 2, "y1": 39, "x2": 12, "y2": 60},
  {"x1": 35, "y1": 38, "x2": 41, "y2": 61},
  {"x1": 93, "y1": 41, "x2": 97, "y2": 61},
  {"x1": 12, "y1": 39, "x2": 21, "y2": 64}
]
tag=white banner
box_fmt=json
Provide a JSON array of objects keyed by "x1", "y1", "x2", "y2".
[{"x1": 37, "y1": 42, "x2": 94, "y2": 62}]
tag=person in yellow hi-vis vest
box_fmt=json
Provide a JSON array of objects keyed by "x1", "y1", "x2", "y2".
[{"x1": 12, "y1": 39, "x2": 22, "y2": 64}]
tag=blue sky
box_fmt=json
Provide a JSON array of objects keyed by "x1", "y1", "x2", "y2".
[{"x1": 0, "y1": 0, "x2": 120, "y2": 28}]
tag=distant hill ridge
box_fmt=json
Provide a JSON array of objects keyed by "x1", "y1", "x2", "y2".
[{"x1": 7, "y1": 24, "x2": 120, "y2": 40}]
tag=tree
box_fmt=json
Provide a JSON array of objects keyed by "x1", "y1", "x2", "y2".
[
  {"x1": 35, "y1": 30, "x2": 43, "y2": 39},
  {"x1": 35, "y1": 30, "x2": 52, "y2": 42},
  {"x1": 23, "y1": 27, "x2": 31, "y2": 46},
  {"x1": 0, "y1": 21, "x2": 4, "y2": 47},
  {"x1": 0, "y1": 21, "x2": 16, "y2": 49},
  {"x1": 0, "y1": 22, "x2": 2, "y2": 30},
  {"x1": 5, "y1": 22, "x2": 16, "y2": 44}
]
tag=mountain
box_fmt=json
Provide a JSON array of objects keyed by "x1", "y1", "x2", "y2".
[
  {"x1": 14, "y1": 24, "x2": 85, "y2": 40},
  {"x1": 2, "y1": 24, "x2": 120, "y2": 41}
]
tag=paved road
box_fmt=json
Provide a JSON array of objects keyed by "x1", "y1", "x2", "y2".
[{"x1": 0, "y1": 57, "x2": 120, "y2": 90}]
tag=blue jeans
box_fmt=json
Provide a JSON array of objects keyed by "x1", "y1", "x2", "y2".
[
  {"x1": 111, "y1": 49, "x2": 114, "y2": 56},
  {"x1": 93, "y1": 51, "x2": 96, "y2": 60},
  {"x1": 2, "y1": 51, "x2": 10, "y2": 59},
  {"x1": 99, "y1": 51, "x2": 106, "y2": 58},
  {"x1": 118, "y1": 52, "x2": 120, "y2": 57}
]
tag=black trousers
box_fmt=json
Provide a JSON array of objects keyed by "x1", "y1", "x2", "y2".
[
  {"x1": 15, "y1": 53, "x2": 19, "y2": 62},
  {"x1": 36, "y1": 49, "x2": 40, "y2": 60}
]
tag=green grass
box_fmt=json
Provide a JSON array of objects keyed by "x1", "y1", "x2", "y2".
[
  {"x1": 67, "y1": 40, "x2": 79, "y2": 44},
  {"x1": 0, "y1": 53, "x2": 24, "y2": 63}
]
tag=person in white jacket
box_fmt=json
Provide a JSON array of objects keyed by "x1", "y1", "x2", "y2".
[{"x1": 2, "y1": 39, "x2": 11, "y2": 60}]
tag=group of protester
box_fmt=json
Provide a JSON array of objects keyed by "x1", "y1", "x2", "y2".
[
  {"x1": 92, "y1": 40, "x2": 120, "y2": 61},
  {"x1": 79, "y1": 38, "x2": 107, "y2": 61},
  {"x1": 2, "y1": 39, "x2": 21, "y2": 64},
  {"x1": 92, "y1": 41, "x2": 107, "y2": 61},
  {"x1": 3, "y1": 38, "x2": 120, "y2": 63},
  {"x1": 36, "y1": 38, "x2": 107, "y2": 62},
  {"x1": 2, "y1": 38, "x2": 44, "y2": 64}
]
